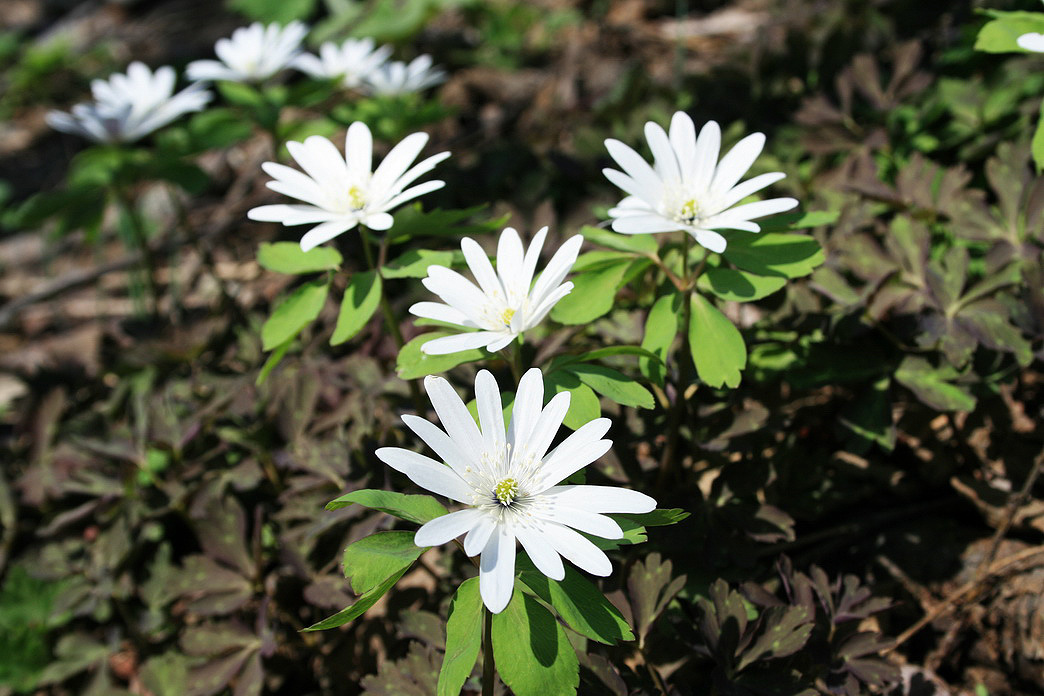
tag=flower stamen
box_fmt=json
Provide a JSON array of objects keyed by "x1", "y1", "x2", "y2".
[
  {"x1": 500, "y1": 308, "x2": 516, "y2": 327},
  {"x1": 347, "y1": 184, "x2": 367, "y2": 210},
  {"x1": 493, "y1": 478, "x2": 519, "y2": 506}
]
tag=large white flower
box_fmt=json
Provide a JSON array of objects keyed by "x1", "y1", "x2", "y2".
[
  {"x1": 247, "y1": 121, "x2": 450, "y2": 251},
  {"x1": 377, "y1": 368, "x2": 656, "y2": 613},
  {"x1": 46, "y1": 62, "x2": 212, "y2": 143},
  {"x1": 1018, "y1": 33, "x2": 1044, "y2": 53},
  {"x1": 410, "y1": 227, "x2": 583, "y2": 355},
  {"x1": 603, "y1": 111, "x2": 798, "y2": 254},
  {"x1": 187, "y1": 22, "x2": 307, "y2": 83},
  {"x1": 363, "y1": 55, "x2": 446, "y2": 96},
  {"x1": 292, "y1": 38, "x2": 392, "y2": 88}
]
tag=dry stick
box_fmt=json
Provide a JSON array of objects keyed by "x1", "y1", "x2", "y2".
[
  {"x1": 887, "y1": 543, "x2": 1044, "y2": 652},
  {"x1": 979, "y1": 450, "x2": 1044, "y2": 573}
]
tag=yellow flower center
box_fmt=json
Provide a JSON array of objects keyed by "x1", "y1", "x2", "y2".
[
  {"x1": 678, "y1": 198, "x2": 701, "y2": 223},
  {"x1": 500, "y1": 308, "x2": 516, "y2": 327},
  {"x1": 493, "y1": 478, "x2": 519, "y2": 506},
  {"x1": 348, "y1": 185, "x2": 366, "y2": 210}
]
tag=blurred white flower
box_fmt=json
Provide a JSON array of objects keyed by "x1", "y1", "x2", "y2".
[
  {"x1": 377, "y1": 368, "x2": 656, "y2": 613},
  {"x1": 187, "y1": 21, "x2": 307, "y2": 83},
  {"x1": 1017, "y1": 32, "x2": 1044, "y2": 53},
  {"x1": 410, "y1": 227, "x2": 582, "y2": 355},
  {"x1": 292, "y1": 38, "x2": 392, "y2": 89},
  {"x1": 364, "y1": 55, "x2": 446, "y2": 96},
  {"x1": 247, "y1": 121, "x2": 449, "y2": 251},
  {"x1": 603, "y1": 111, "x2": 798, "y2": 254},
  {"x1": 46, "y1": 62, "x2": 212, "y2": 143}
]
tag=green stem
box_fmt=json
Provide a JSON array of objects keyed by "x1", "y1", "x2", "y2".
[
  {"x1": 509, "y1": 338, "x2": 524, "y2": 382},
  {"x1": 358, "y1": 227, "x2": 425, "y2": 410},
  {"x1": 482, "y1": 607, "x2": 496, "y2": 696},
  {"x1": 115, "y1": 189, "x2": 159, "y2": 316},
  {"x1": 658, "y1": 232, "x2": 697, "y2": 488}
]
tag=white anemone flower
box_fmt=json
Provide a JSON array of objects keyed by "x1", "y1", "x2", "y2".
[
  {"x1": 410, "y1": 227, "x2": 583, "y2": 355},
  {"x1": 247, "y1": 121, "x2": 450, "y2": 251},
  {"x1": 186, "y1": 22, "x2": 307, "y2": 83},
  {"x1": 1017, "y1": 33, "x2": 1044, "y2": 52},
  {"x1": 292, "y1": 38, "x2": 392, "y2": 89},
  {"x1": 364, "y1": 55, "x2": 446, "y2": 96},
  {"x1": 377, "y1": 368, "x2": 657, "y2": 613},
  {"x1": 603, "y1": 111, "x2": 798, "y2": 254},
  {"x1": 46, "y1": 62, "x2": 212, "y2": 143}
]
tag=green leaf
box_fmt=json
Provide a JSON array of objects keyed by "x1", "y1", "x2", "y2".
[
  {"x1": 579, "y1": 225, "x2": 657, "y2": 255},
  {"x1": 304, "y1": 567, "x2": 408, "y2": 631},
  {"x1": 545, "y1": 371, "x2": 601, "y2": 430},
  {"x1": 640, "y1": 292, "x2": 681, "y2": 386},
  {"x1": 688, "y1": 293, "x2": 746, "y2": 388},
  {"x1": 397, "y1": 332, "x2": 489, "y2": 380},
  {"x1": 758, "y1": 210, "x2": 839, "y2": 231},
  {"x1": 438, "y1": 578, "x2": 483, "y2": 696},
  {"x1": 517, "y1": 561, "x2": 633, "y2": 645},
  {"x1": 894, "y1": 356, "x2": 976, "y2": 412},
  {"x1": 261, "y1": 279, "x2": 329, "y2": 350},
  {"x1": 227, "y1": 0, "x2": 317, "y2": 24},
  {"x1": 257, "y1": 242, "x2": 342, "y2": 274},
  {"x1": 187, "y1": 108, "x2": 253, "y2": 150},
  {"x1": 325, "y1": 489, "x2": 448, "y2": 525},
  {"x1": 382, "y1": 248, "x2": 462, "y2": 278},
  {"x1": 330, "y1": 270, "x2": 381, "y2": 345},
  {"x1": 697, "y1": 268, "x2": 787, "y2": 302},
  {"x1": 550, "y1": 260, "x2": 632, "y2": 325},
  {"x1": 722, "y1": 232, "x2": 824, "y2": 278},
  {"x1": 975, "y1": 11, "x2": 1044, "y2": 53},
  {"x1": 565, "y1": 364, "x2": 654, "y2": 409},
  {"x1": 386, "y1": 204, "x2": 507, "y2": 245},
  {"x1": 256, "y1": 338, "x2": 292, "y2": 385},
  {"x1": 617, "y1": 508, "x2": 690, "y2": 527},
  {"x1": 492, "y1": 587, "x2": 579, "y2": 696},
  {"x1": 839, "y1": 377, "x2": 896, "y2": 453},
  {"x1": 342, "y1": 531, "x2": 426, "y2": 595}
]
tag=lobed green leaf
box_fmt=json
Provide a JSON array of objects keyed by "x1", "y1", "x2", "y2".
[
  {"x1": 688, "y1": 293, "x2": 746, "y2": 389},
  {"x1": 492, "y1": 587, "x2": 580, "y2": 696},
  {"x1": 257, "y1": 242, "x2": 342, "y2": 275},
  {"x1": 397, "y1": 332, "x2": 489, "y2": 380},
  {"x1": 437, "y1": 578, "x2": 483, "y2": 696},
  {"x1": 326, "y1": 489, "x2": 448, "y2": 525},
  {"x1": 261, "y1": 280, "x2": 329, "y2": 351},
  {"x1": 342, "y1": 531, "x2": 426, "y2": 595}
]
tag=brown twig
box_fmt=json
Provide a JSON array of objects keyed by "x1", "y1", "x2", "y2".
[
  {"x1": 887, "y1": 544, "x2": 1044, "y2": 651},
  {"x1": 979, "y1": 451, "x2": 1044, "y2": 574}
]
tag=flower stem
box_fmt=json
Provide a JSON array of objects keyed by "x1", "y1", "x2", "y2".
[
  {"x1": 358, "y1": 227, "x2": 425, "y2": 410},
  {"x1": 482, "y1": 607, "x2": 496, "y2": 696},
  {"x1": 509, "y1": 338, "x2": 524, "y2": 382},
  {"x1": 114, "y1": 189, "x2": 159, "y2": 317},
  {"x1": 658, "y1": 232, "x2": 696, "y2": 489}
]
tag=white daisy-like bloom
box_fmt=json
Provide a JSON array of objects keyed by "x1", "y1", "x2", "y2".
[
  {"x1": 377, "y1": 368, "x2": 656, "y2": 613},
  {"x1": 247, "y1": 121, "x2": 450, "y2": 251},
  {"x1": 363, "y1": 55, "x2": 446, "y2": 96},
  {"x1": 46, "y1": 62, "x2": 212, "y2": 143},
  {"x1": 410, "y1": 227, "x2": 583, "y2": 355},
  {"x1": 1017, "y1": 33, "x2": 1044, "y2": 53},
  {"x1": 603, "y1": 111, "x2": 798, "y2": 254},
  {"x1": 186, "y1": 22, "x2": 308, "y2": 83},
  {"x1": 292, "y1": 38, "x2": 392, "y2": 89}
]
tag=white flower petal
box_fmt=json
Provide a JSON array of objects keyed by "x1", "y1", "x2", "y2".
[
  {"x1": 408, "y1": 301, "x2": 473, "y2": 327},
  {"x1": 346, "y1": 121, "x2": 373, "y2": 176},
  {"x1": 415, "y1": 508, "x2": 485, "y2": 547},
  {"x1": 479, "y1": 526, "x2": 517, "y2": 613},
  {"x1": 544, "y1": 485, "x2": 657, "y2": 513},
  {"x1": 691, "y1": 120, "x2": 721, "y2": 190},
  {"x1": 300, "y1": 219, "x2": 356, "y2": 251},
  {"x1": 690, "y1": 228, "x2": 728, "y2": 254},
  {"x1": 669, "y1": 111, "x2": 698, "y2": 177},
  {"x1": 710, "y1": 132, "x2": 766, "y2": 196},
  {"x1": 461, "y1": 237, "x2": 503, "y2": 298},
  {"x1": 1017, "y1": 32, "x2": 1044, "y2": 52},
  {"x1": 605, "y1": 138, "x2": 663, "y2": 202},
  {"x1": 508, "y1": 368, "x2": 545, "y2": 448},
  {"x1": 375, "y1": 447, "x2": 473, "y2": 504},
  {"x1": 711, "y1": 197, "x2": 798, "y2": 224},
  {"x1": 401, "y1": 414, "x2": 473, "y2": 478},
  {"x1": 715, "y1": 172, "x2": 787, "y2": 211},
  {"x1": 539, "y1": 507, "x2": 623, "y2": 539},
  {"x1": 475, "y1": 370, "x2": 506, "y2": 454},
  {"x1": 646, "y1": 121, "x2": 681, "y2": 182},
  {"x1": 423, "y1": 375, "x2": 485, "y2": 459},
  {"x1": 515, "y1": 523, "x2": 564, "y2": 580},
  {"x1": 464, "y1": 514, "x2": 497, "y2": 556},
  {"x1": 420, "y1": 331, "x2": 500, "y2": 355},
  {"x1": 540, "y1": 523, "x2": 613, "y2": 576},
  {"x1": 610, "y1": 215, "x2": 681, "y2": 235},
  {"x1": 529, "y1": 234, "x2": 582, "y2": 308},
  {"x1": 495, "y1": 227, "x2": 526, "y2": 299},
  {"x1": 525, "y1": 391, "x2": 570, "y2": 463}
]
